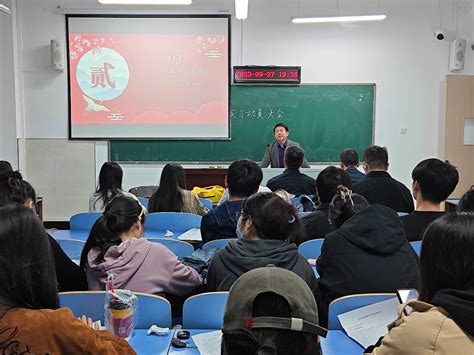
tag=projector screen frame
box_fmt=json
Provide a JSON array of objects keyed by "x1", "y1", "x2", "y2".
[{"x1": 66, "y1": 14, "x2": 232, "y2": 141}]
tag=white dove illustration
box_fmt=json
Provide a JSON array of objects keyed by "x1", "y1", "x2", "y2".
[{"x1": 83, "y1": 95, "x2": 110, "y2": 112}]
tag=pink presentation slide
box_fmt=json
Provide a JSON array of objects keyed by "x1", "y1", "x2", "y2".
[{"x1": 69, "y1": 33, "x2": 228, "y2": 126}]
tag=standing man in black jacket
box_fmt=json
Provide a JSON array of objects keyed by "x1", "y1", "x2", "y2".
[{"x1": 353, "y1": 145, "x2": 414, "y2": 213}]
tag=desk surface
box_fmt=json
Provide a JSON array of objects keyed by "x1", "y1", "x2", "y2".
[{"x1": 129, "y1": 329, "x2": 363, "y2": 355}]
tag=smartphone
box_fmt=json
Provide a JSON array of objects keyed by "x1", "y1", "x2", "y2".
[
  {"x1": 396, "y1": 289, "x2": 419, "y2": 304},
  {"x1": 396, "y1": 289, "x2": 419, "y2": 315}
]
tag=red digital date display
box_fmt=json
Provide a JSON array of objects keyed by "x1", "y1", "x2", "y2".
[{"x1": 233, "y1": 66, "x2": 301, "y2": 84}]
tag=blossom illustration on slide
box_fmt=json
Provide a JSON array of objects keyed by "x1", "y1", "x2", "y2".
[{"x1": 76, "y1": 47, "x2": 129, "y2": 103}]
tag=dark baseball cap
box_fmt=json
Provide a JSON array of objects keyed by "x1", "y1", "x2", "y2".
[{"x1": 222, "y1": 265, "x2": 327, "y2": 338}]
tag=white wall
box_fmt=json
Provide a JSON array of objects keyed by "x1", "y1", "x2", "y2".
[
  {"x1": 7, "y1": 0, "x2": 474, "y2": 219},
  {"x1": 0, "y1": 0, "x2": 18, "y2": 168}
]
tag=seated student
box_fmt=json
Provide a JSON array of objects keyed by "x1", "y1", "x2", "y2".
[
  {"x1": 0, "y1": 160, "x2": 13, "y2": 173},
  {"x1": 366, "y1": 213, "x2": 474, "y2": 354},
  {"x1": 207, "y1": 193, "x2": 320, "y2": 305},
  {"x1": 299, "y1": 166, "x2": 351, "y2": 243},
  {"x1": 458, "y1": 187, "x2": 474, "y2": 212},
  {"x1": 266, "y1": 146, "x2": 316, "y2": 196},
  {"x1": 148, "y1": 163, "x2": 208, "y2": 216},
  {"x1": 0, "y1": 204, "x2": 135, "y2": 354},
  {"x1": 317, "y1": 186, "x2": 419, "y2": 317},
  {"x1": 201, "y1": 159, "x2": 262, "y2": 243},
  {"x1": 82, "y1": 196, "x2": 200, "y2": 296},
  {"x1": 217, "y1": 185, "x2": 271, "y2": 206},
  {"x1": 401, "y1": 158, "x2": 458, "y2": 241},
  {"x1": 352, "y1": 145, "x2": 414, "y2": 213},
  {"x1": 89, "y1": 162, "x2": 137, "y2": 212},
  {"x1": 221, "y1": 266, "x2": 327, "y2": 355},
  {"x1": 339, "y1": 148, "x2": 365, "y2": 184},
  {"x1": 0, "y1": 172, "x2": 87, "y2": 291}
]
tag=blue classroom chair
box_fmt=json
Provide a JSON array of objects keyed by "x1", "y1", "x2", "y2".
[
  {"x1": 144, "y1": 212, "x2": 202, "y2": 238},
  {"x1": 199, "y1": 198, "x2": 213, "y2": 210},
  {"x1": 55, "y1": 239, "x2": 85, "y2": 261},
  {"x1": 202, "y1": 238, "x2": 234, "y2": 251},
  {"x1": 52, "y1": 212, "x2": 102, "y2": 240},
  {"x1": 328, "y1": 293, "x2": 397, "y2": 331},
  {"x1": 138, "y1": 197, "x2": 149, "y2": 208},
  {"x1": 298, "y1": 238, "x2": 325, "y2": 260},
  {"x1": 410, "y1": 240, "x2": 422, "y2": 256},
  {"x1": 182, "y1": 292, "x2": 229, "y2": 329},
  {"x1": 147, "y1": 238, "x2": 194, "y2": 260},
  {"x1": 59, "y1": 291, "x2": 172, "y2": 328},
  {"x1": 70, "y1": 212, "x2": 102, "y2": 230}
]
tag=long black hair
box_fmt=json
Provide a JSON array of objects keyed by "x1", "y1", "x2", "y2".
[
  {"x1": 0, "y1": 171, "x2": 36, "y2": 207},
  {"x1": 329, "y1": 185, "x2": 369, "y2": 228},
  {"x1": 93, "y1": 162, "x2": 124, "y2": 210},
  {"x1": 458, "y1": 188, "x2": 474, "y2": 212},
  {"x1": 148, "y1": 163, "x2": 186, "y2": 213},
  {"x1": 0, "y1": 204, "x2": 58, "y2": 312},
  {"x1": 241, "y1": 192, "x2": 304, "y2": 243},
  {"x1": 81, "y1": 196, "x2": 145, "y2": 268},
  {"x1": 419, "y1": 213, "x2": 474, "y2": 302}
]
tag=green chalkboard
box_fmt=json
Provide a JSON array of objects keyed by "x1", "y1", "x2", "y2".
[{"x1": 110, "y1": 84, "x2": 375, "y2": 163}]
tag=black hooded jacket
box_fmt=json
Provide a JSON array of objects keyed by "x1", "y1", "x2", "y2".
[
  {"x1": 317, "y1": 204, "x2": 419, "y2": 307},
  {"x1": 207, "y1": 238, "x2": 320, "y2": 302},
  {"x1": 431, "y1": 288, "x2": 474, "y2": 337}
]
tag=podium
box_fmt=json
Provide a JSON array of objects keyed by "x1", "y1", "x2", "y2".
[{"x1": 184, "y1": 169, "x2": 227, "y2": 189}]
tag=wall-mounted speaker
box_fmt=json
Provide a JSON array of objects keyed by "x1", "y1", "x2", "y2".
[
  {"x1": 51, "y1": 39, "x2": 65, "y2": 72},
  {"x1": 449, "y1": 38, "x2": 466, "y2": 72}
]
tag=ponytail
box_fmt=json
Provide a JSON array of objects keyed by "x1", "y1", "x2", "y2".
[
  {"x1": 80, "y1": 196, "x2": 145, "y2": 268},
  {"x1": 329, "y1": 185, "x2": 368, "y2": 228}
]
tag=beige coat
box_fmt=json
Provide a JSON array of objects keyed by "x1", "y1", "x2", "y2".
[{"x1": 368, "y1": 301, "x2": 474, "y2": 355}]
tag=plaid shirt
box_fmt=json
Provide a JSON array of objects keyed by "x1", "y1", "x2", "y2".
[{"x1": 182, "y1": 189, "x2": 208, "y2": 216}]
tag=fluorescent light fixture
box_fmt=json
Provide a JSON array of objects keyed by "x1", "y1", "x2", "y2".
[
  {"x1": 98, "y1": 0, "x2": 192, "y2": 4},
  {"x1": 235, "y1": 0, "x2": 248, "y2": 20},
  {"x1": 0, "y1": 3, "x2": 11, "y2": 14},
  {"x1": 292, "y1": 14, "x2": 386, "y2": 24}
]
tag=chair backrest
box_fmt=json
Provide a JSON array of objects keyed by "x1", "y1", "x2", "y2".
[
  {"x1": 199, "y1": 198, "x2": 213, "y2": 210},
  {"x1": 328, "y1": 293, "x2": 397, "y2": 330},
  {"x1": 298, "y1": 238, "x2": 325, "y2": 259},
  {"x1": 129, "y1": 186, "x2": 158, "y2": 198},
  {"x1": 144, "y1": 212, "x2": 202, "y2": 233},
  {"x1": 59, "y1": 291, "x2": 172, "y2": 328},
  {"x1": 70, "y1": 212, "x2": 102, "y2": 231},
  {"x1": 202, "y1": 238, "x2": 234, "y2": 251},
  {"x1": 147, "y1": 238, "x2": 194, "y2": 260},
  {"x1": 182, "y1": 292, "x2": 229, "y2": 329},
  {"x1": 55, "y1": 239, "x2": 85, "y2": 261},
  {"x1": 138, "y1": 197, "x2": 149, "y2": 208},
  {"x1": 410, "y1": 240, "x2": 422, "y2": 256}
]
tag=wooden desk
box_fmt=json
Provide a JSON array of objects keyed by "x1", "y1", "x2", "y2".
[{"x1": 184, "y1": 168, "x2": 227, "y2": 189}]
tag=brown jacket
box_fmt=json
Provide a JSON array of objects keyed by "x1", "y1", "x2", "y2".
[
  {"x1": 368, "y1": 301, "x2": 474, "y2": 355},
  {"x1": 0, "y1": 307, "x2": 136, "y2": 354}
]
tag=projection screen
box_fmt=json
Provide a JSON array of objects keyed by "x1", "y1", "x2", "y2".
[{"x1": 67, "y1": 15, "x2": 230, "y2": 139}]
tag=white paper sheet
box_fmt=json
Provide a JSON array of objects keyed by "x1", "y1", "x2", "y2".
[
  {"x1": 177, "y1": 228, "x2": 202, "y2": 241},
  {"x1": 192, "y1": 330, "x2": 222, "y2": 355},
  {"x1": 338, "y1": 297, "x2": 399, "y2": 348}
]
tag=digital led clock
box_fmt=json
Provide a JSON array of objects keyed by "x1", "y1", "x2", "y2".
[{"x1": 233, "y1": 66, "x2": 301, "y2": 84}]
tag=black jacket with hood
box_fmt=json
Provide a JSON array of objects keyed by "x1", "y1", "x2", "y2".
[
  {"x1": 317, "y1": 204, "x2": 419, "y2": 307},
  {"x1": 207, "y1": 238, "x2": 320, "y2": 303}
]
